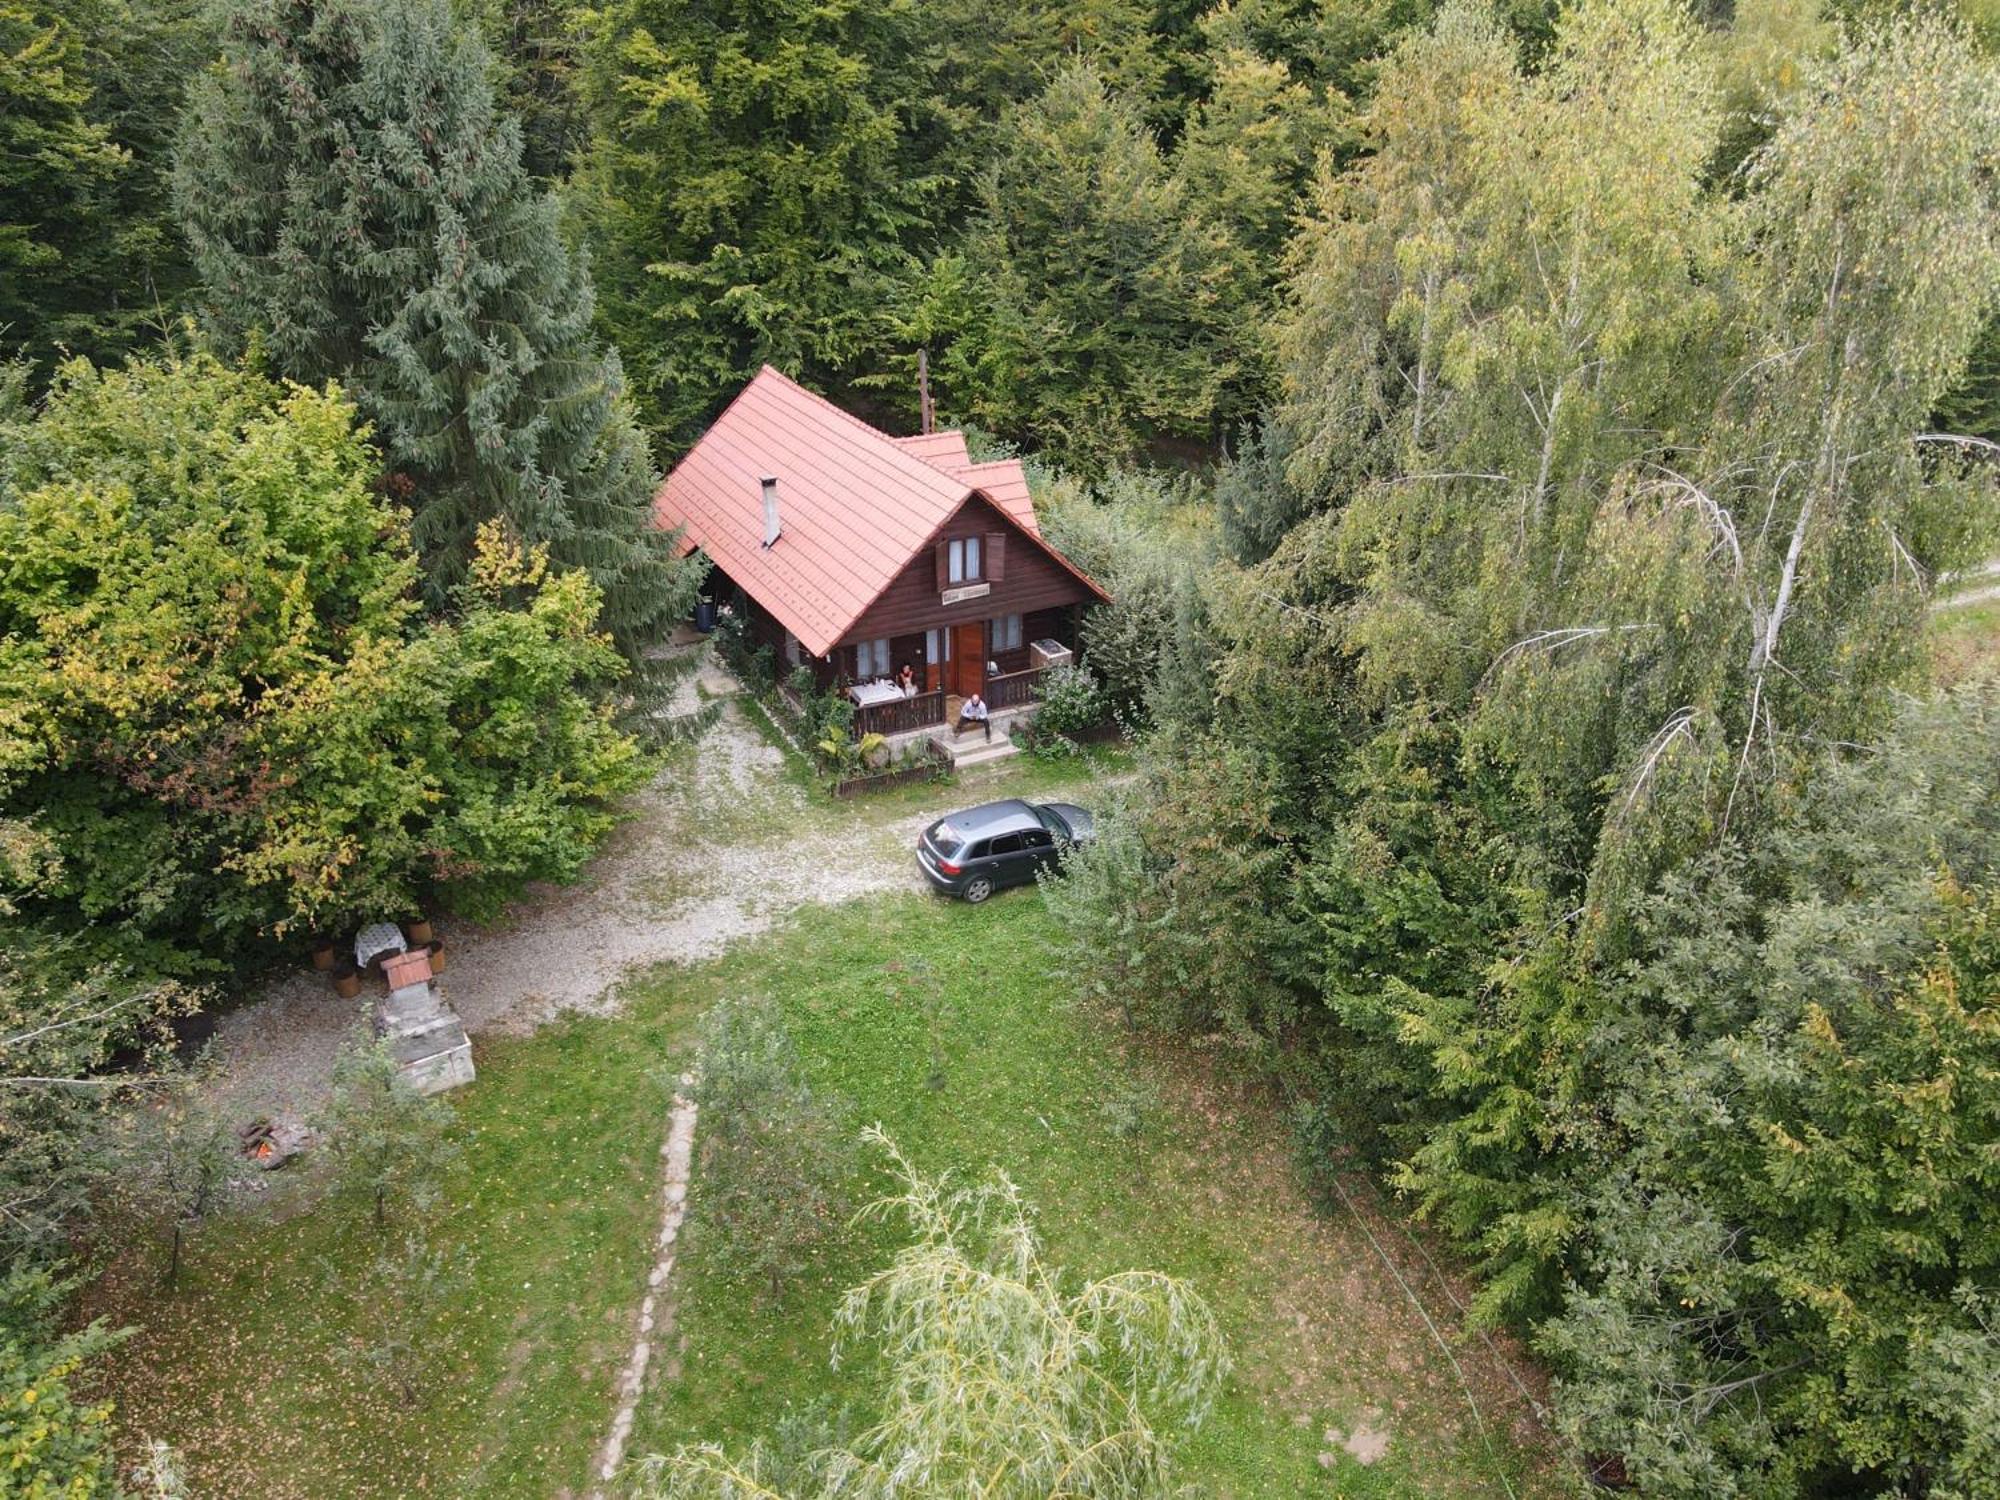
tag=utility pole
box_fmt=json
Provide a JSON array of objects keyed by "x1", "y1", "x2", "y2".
[{"x1": 918, "y1": 347, "x2": 935, "y2": 435}]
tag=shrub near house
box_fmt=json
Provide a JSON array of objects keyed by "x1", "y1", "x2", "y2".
[{"x1": 0, "y1": 351, "x2": 647, "y2": 973}]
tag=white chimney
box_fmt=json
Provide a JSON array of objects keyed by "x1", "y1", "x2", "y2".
[{"x1": 760, "y1": 475, "x2": 781, "y2": 547}]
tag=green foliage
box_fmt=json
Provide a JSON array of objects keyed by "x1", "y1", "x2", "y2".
[
  {"x1": 0, "y1": 926, "x2": 194, "y2": 1267},
  {"x1": 812, "y1": 726, "x2": 886, "y2": 782},
  {"x1": 176, "y1": 0, "x2": 701, "y2": 688},
  {"x1": 0, "y1": 350, "x2": 649, "y2": 957},
  {"x1": 329, "y1": 1229, "x2": 468, "y2": 1403},
  {"x1": 1025, "y1": 664, "x2": 1104, "y2": 756},
  {"x1": 574, "y1": 0, "x2": 950, "y2": 442},
  {"x1": 461, "y1": 0, "x2": 588, "y2": 178},
  {"x1": 689, "y1": 996, "x2": 850, "y2": 1300},
  {"x1": 322, "y1": 1024, "x2": 460, "y2": 1234},
  {"x1": 1041, "y1": 466, "x2": 1221, "y2": 731},
  {"x1": 1077, "y1": 1, "x2": 2000, "y2": 1492},
  {"x1": 1173, "y1": 44, "x2": 1341, "y2": 267},
  {"x1": 0, "y1": 3, "x2": 123, "y2": 344},
  {"x1": 1531, "y1": 688, "x2": 2000, "y2": 1493},
  {"x1": 1042, "y1": 747, "x2": 1300, "y2": 1042},
  {"x1": 0, "y1": 0, "x2": 204, "y2": 377},
  {"x1": 631, "y1": 1127, "x2": 1228, "y2": 1498},
  {"x1": 909, "y1": 61, "x2": 1262, "y2": 467},
  {"x1": 0, "y1": 1267, "x2": 128, "y2": 1499}
]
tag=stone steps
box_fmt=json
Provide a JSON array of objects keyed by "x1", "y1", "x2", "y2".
[{"x1": 951, "y1": 737, "x2": 1022, "y2": 773}]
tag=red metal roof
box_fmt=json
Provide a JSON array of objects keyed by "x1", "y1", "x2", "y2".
[
  {"x1": 891, "y1": 431, "x2": 972, "y2": 468},
  {"x1": 953, "y1": 459, "x2": 1039, "y2": 536},
  {"x1": 653, "y1": 368, "x2": 1091, "y2": 655}
]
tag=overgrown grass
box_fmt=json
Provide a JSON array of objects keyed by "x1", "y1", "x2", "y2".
[{"x1": 624, "y1": 893, "x2": 1557, "y2": 1498}]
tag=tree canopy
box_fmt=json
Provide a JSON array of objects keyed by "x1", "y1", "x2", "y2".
[
  {"x1": 0, "y1": 349, "x2": 647, "y2": 964},
  {"x1": 1046, "y1": 2, "x2": 2000, "y2": 1492},
  {"x1": 176, "y1": 0, "x2": 700, "y2": 685}
]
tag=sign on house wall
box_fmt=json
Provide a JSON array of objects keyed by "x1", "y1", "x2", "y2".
[{"x1": 940, "y1": 582, "x2": 992, "y2": 607}]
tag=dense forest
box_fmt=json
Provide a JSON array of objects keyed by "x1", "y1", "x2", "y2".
[{"x1": 4, "y1": 0, "x2": 2000, "y2": 1492}]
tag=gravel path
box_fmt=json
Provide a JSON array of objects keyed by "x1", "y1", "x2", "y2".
[
  {"x1": 593, "y1": 1076, "x2": 699, "y2": 1498},
  {"x1": 1937, "y1": 559, "x2": 2000, "y2": 611},
  {"x1": 211, "y1": 655, "x2": 938, "y2": 1118},
  {"x1": 1940, "y1": 580, "x2": 2000, "y2": 610}
]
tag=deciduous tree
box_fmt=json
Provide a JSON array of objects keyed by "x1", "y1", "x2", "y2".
[
  {"x1": 631, "y1": 1129, "x2": 1228, "y2": 1498},
  {"x1": 688, "y1": 996, "x2": 849, "y2": 1301}
]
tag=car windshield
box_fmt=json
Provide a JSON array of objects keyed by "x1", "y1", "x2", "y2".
[{"x1": 1034, "y1": 805, "x2": 1068, "y2": 838}]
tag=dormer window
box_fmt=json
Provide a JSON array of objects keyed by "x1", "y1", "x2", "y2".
[{"x1": 948, "y1": 536, "x2": 982, "y2": 583}]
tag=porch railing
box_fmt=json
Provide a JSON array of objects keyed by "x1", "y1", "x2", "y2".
[
  {"x1": 986, "y1": 666, "x2": 1046, "y2": 711},
  {"x1": 855, "y1": 688, "x2": 946, "y2": 737}
]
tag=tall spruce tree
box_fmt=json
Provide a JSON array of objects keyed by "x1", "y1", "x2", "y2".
[
  {"x1": 907, "y1": 60, "x2": 1260, "y2": 468},
  {"x1": 575, "y1": 0, "x2": 951, "y2": 443},
  {"x1": 174, "y1": 0, "x2": 698, "y2": 696}
]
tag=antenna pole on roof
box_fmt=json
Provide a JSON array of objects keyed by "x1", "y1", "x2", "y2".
[{"x1": 917, "y1": 347, "x2": 934, "y2": 436}]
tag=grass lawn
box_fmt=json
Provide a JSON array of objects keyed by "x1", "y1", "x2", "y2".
[
  {"x1": 85, "y1": 997, "x2": 703, "y2": 1499},
  {"x1": 1931, "y1": 595, "x2": 2000, "y2": 686},
  {"x1": 625, "y1": 893, "x2": 1557, "y2": 1498},
  {"x1": 86, "y1": 749, "x2": 1554, "y2": 1497}
]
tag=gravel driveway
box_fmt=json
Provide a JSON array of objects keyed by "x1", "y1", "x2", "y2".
[{"x1": 211, "y1": 656, "x2": 942, "y2": 1117}]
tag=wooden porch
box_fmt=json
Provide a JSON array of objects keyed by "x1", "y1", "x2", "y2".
[{"x1": 850, "y1": 664, "x2": 1051, "y2": 738}]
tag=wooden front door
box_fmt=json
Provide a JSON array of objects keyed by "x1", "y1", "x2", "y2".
[{"x1": 952, "y1": 622, "x2": 984, "y2": 700}]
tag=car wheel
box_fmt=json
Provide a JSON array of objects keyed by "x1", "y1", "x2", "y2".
[{"x1": 962, "y1": 876, "x2": 993, "y2": 904}]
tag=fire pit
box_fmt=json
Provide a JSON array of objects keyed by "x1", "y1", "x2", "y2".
[{"x1": 238, "y1": 1114, "x2": 311, "y2": 1169}]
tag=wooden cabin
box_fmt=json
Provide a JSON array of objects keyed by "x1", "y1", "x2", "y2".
[{"x1": 653, "y1": 367, "x2": 1109, "y2": 737}]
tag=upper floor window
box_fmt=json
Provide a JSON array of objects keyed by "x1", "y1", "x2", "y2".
[{"x1": 948, "y1": 536, "x2": 982, "y2": 584}]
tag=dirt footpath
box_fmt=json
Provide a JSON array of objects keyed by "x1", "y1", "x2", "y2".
[{"x1": 211, "y1": 657, "x2": 938, "y2": 1118}]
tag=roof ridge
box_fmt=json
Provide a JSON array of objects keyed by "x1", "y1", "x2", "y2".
[
  {"x1": 753, "y1": 366, "x2": 979, "y2": 499},
  {"x1": 756, "y1": 365, "x2": 896, "y2": 448}
]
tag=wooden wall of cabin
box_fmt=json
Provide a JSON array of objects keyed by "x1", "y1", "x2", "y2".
[{"x1": 839, "y1": 494, "x2": 1097, "y2": 647}]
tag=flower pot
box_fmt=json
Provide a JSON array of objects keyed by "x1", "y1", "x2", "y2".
[
  {"x1": 310, "y1": 939, "x2": 336, "y2": 971},
  {"x1": 333, "y1": 965, "x2": 362, "y2": 1000},
  {"x1": 404, "y1": 917, "x2": 435, "y2": 946},
  {"x1": 427, "y1": 940, "x2": 447, "y2": 975}
]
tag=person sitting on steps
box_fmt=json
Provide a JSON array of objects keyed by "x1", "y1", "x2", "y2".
[{"x1": 956, "y1": 690, "x2": 991, "y2": 741}]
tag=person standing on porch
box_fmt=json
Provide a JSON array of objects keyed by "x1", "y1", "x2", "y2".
[{"x1": 957, "y1": 691, "x2": 990, "y2": 741}]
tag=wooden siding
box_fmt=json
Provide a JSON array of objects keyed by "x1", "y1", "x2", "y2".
[{"x1": 837, "y1": 495, "x2": 1095, "y2": 649}]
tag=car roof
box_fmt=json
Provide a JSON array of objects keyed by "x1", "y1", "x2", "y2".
[{"x1": 943, "y1": 800, "x2": 1043, "y2": 837}]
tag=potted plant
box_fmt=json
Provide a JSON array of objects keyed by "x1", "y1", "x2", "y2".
[
  {"x1": 310, "y1": 938, "x2": 337, "y2": 971},
  {"x1": 405, "y1": 916, "x2": 435, "y2": 946},
  {"x1": 333, "y1": 961, "x2": 362, "y2": 999}
]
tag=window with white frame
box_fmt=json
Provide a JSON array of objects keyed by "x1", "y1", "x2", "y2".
[
  {"x1": 990, "y1": 613, "x2": 1023, "y2": 652},
  {"x1": 925, "y1": 628, "x2": 950, "y2": 665},
  {"x1": 948, "y1": 536, "x2": 982, "y2": 584},
  {"x1": 855, "y1": 637, "x2": 891, "y2": 678}
]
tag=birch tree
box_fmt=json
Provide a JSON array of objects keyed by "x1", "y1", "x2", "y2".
[{"x1": 628, "y1": 1130, "x2": 1227, "y2": 1499}]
